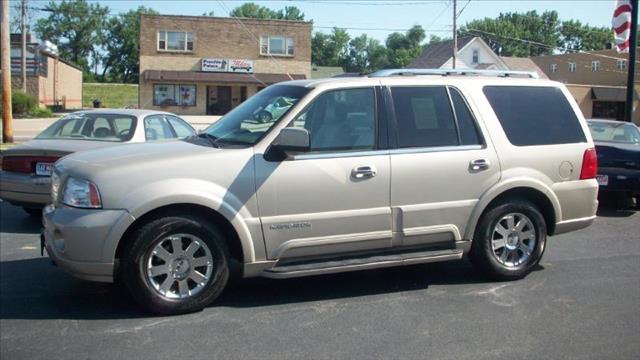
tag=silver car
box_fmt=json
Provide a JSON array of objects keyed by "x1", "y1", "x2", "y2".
[
  {"x1": 0, "y1": 109, "x2": 196, "y2": 215},
  {"x1": 42, "y1": 69, "x2": 599, "y2": 314}
]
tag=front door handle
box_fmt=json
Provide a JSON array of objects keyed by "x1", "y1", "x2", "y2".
[
  {"x1": 352, "y1": 166, "x2": 377, "y2": 179},
  {"x1": 469, "y1": 159, "x2": 490, "y2": 172}
]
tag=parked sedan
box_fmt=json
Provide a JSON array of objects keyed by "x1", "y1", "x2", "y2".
[
  {"x1": 587, "y1": 119, "x2": 640, "y2": 205},
  {"x1": 0, "y1": 109, "x2": 196, "y2": 216}
]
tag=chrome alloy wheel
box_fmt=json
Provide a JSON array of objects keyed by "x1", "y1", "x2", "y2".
[
  {"x1": 491, "y1": 213, "x2": 536, "y2": 268},
  {"x1": 146, "y1": 234, "x2": 214, "y2": 299}
]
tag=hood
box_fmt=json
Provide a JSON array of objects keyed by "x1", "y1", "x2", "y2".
[{"x1": 3, "y1": 138, "x2": 120, "y2": 157}]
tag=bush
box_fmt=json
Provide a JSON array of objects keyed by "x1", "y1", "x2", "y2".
[
  {"x1": 29, "y1": 107, "x2": 54, "y2": 118},
  {"x1": 11, "y1": 91, "x2": 37, "y2": 115}
]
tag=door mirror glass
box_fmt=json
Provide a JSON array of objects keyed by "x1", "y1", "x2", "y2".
[{"x1": 272, "y1": 128, "x2": 310, "y2": 157}]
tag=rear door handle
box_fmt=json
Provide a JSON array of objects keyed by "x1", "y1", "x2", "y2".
[
  {"x1": 469, "y1": 159, "x2": 490, "y2": 172},
  {"x1": 352, "y1": 166, "x2": 377, "y2": 179}
]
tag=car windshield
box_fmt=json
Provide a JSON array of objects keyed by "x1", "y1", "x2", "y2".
[
  {"x1": 201, "y1": 85, "x2": 310, "y2": 146},
  {"x1": 588, "y1": 121, "x2": 640, "y2": 144},
  {"x1": 36, "y1": 113, "x2": 137, "y2": 142}
]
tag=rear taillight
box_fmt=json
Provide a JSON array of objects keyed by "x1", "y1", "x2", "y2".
[
  {"x1": 1, "y1": 156, "x2": 60, "y2": 174},
  {"x1": 580, "y1": 148, "x2": 598, "y2": 180}
]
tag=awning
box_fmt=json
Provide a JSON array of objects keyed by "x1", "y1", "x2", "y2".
[
  {"x1": 591, "y1": 87, "x2": 639, "y2": 102},
  {"x1": 143, "y1": 70, "x2": 305, "y2": 85}
]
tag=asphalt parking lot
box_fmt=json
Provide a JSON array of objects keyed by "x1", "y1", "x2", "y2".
[{"x1": 1, "y1": 200, "x2": 639, "y2": 360}]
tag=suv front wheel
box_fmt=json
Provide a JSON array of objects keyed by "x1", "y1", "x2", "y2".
[
  {"x1": 121, "y1": 214, "x2": 230, "y2": 314},
  {"x1": 470, "y1": 199, "x2": 547, "y2": 280}
]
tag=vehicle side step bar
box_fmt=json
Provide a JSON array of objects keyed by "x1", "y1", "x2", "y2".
[{"x1": 262, "y1": 249, "x2": 463, "y2": 279}]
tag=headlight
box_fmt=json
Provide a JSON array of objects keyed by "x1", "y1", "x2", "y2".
[
  {"x1": 62, "y1": 177, "x2": 102, "y2": 208},
  {"x1": 51, "y1": 171, "x2": 61, "y2": 203}
]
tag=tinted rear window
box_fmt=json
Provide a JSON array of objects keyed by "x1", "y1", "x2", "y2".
[{"x1": 483, "y1": 86, "x2": 586, "y2": 146}]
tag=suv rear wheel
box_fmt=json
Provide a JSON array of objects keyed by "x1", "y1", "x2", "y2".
[
  {"x1": 121, "y1": 214, "x2": 230, "y2": 314},
  {"x1": 470, "y1": 199, "x2": 547, "y2": 280}
]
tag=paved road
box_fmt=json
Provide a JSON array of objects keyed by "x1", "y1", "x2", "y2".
[
  {"x1": 1, "y1": 201, "x2": 639, "y2": 360},
  {"x1": 10, "y1": 115, "x2": 221, "y2": 142}
]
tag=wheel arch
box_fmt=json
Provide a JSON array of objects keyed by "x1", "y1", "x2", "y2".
[{"x1": 465, "y1": 180, "x2": 561, "y2": 240}]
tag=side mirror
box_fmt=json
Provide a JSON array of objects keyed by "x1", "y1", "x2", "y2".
[{"x1": 270, "y1": 128, "x2": 310, "y2": 158}]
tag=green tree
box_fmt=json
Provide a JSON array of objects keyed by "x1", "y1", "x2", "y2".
[
  {"x1": 386, "y1": 25, "x2": 425, "y2": 67},
  {"x1": 102, "y1": 6, "x2": 158, "y2": 83},
  {"x1": 460, "y1": 10, "x2": 560, "y2": 57},
  {"x1": 33, "y1": 0, "x2": 110, "y2": 71},
  {"x1": 558, "y1": 20, "x2": 612, "y2": 53},
  {"x1": 312, "y1": 27, "x2": 350, "y2": 67},
  {"x1": 229, "y1": 2, "x2": 304, "y2": 20}
]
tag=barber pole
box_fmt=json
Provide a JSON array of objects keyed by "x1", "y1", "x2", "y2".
[{"x1": 613, "y1": 0, "x2": 638, "y2": 122}]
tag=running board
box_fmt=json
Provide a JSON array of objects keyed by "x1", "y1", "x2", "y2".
[{"x1": 262, "y1": 249, "x2": 463, "y2": 279}]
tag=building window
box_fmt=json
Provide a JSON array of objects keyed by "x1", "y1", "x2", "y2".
[
  {"x1": 158, "y1": 31, "x2": 194, "y2": 52},
  {"x1": 153, "y1": 84, "x2": 197, "y2": 106},
  {"x1": 260, "y1": 36, "x2": 295, "y2": 56},
  {"x1": 568, "y1": 62, "x2": 576, "y2": 72},
  {"x1": 472, "y1": 49, "x2": 479, "y2": 64},
  {"x1": 550, "y1": 64, "x2": 558, "y2": 73},
  {"x1": 591, "y1": 60, "x2": 601, "y2": 71},
  {"x1": 616, "y1": 59, "x2": 626, "y2": 70}
]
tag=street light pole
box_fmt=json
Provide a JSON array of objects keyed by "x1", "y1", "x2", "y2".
[
  {"x1": 624, "y1": 0, "x2": 638, "y2": 123},
  {"x1": 1, "y1": 0, "x2": 14, "y2": 143},
  {"x1": 452, "y1": 0, "x2": 457, "y2": 69},
  {"x1": 21, "y1": 0, "x2": 27, "y2": 92}
]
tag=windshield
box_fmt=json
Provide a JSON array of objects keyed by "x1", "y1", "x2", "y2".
[
  {"x1": 37, "y1": 113, "x2": 137, "y2": 142},
  {"x1": 202, "y1": 85, "x2": 310, "y2": 145},
  {"x1": 588, "y1": 121, "x2": 640, "y2": 144}
]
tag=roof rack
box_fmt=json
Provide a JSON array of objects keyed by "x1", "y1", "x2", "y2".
[{"x1": 368, "y1": 68, "x2": 539, "y2": 79}]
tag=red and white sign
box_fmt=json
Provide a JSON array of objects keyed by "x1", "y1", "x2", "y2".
[
  {"x1": 612, "y1": 0, "x2": 633, "y2": 53},
  {"x1": 228, "y1": 59, "x2": 254, "y2": 73}
]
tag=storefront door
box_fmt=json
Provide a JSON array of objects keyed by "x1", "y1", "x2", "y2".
[{"x1": 217, "y1": 86, "x2": 232, "y2": 115}]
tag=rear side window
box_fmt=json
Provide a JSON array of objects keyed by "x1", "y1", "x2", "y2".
[
  {"x1": 449, "y1": 88, "x2": 482, "y2": 146},
  {"x1": 391, "y1": 87, "x2": 458, "y2": 148},
  {"x1": 483, "y1": 86, "x2": 586, "y2": 146}
]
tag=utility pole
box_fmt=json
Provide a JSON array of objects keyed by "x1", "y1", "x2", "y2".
[
  {"x1": 1, "y1": 0, "x2": 14, "y2": 143},
  {"x1": 452, "y1": 0, "x2": 457, "y2": 69},
  {"x1": 21, "y1": 0, "x2": 26, "y2": 92},
  {"x1": 624, "y1": 0, "x2": 638, "y2": 123}
]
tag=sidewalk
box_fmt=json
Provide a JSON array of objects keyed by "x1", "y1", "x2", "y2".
[{"x1": 8, "y1": 114, "x2": 222, "y2": 142}]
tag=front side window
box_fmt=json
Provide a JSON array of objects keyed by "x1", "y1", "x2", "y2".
[
  {"x1": 483, "y1": 86, "x2": 586, "y2": 146},
  {"x1": 144, "y1": 115, "x2": 175, "y2": 141},
  {"x1": 166, "y1": 115, "x2": 196, "y2": 138},
  {"x1": 158, "y1": 31, "x2": 194, "y2": 52},
  {"x1": 153, "y1": 84, "x2": 196, "y2": 106},
  {"x1": 201, "y1": 85, "x2": 309, "y2": 146},
  {"x1": 37, "y1": 114, "x2": 136, "y2": 142},
  {"x1": 290, "y1": 88, "x2": 376, "y2": 152},
  {"x1": 391, "y1": 86, "x2": 458, "y2": 148},
  {"x1": 260, "y1": 35, "x2": 295, "y2": 56}
]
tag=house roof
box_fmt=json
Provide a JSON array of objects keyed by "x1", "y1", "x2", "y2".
[
  {"x1": 500, "y1": 56, "x2": 549, "y2": 79},
  {"x1": 143, "y1": 70, "x2": 306, "y2": 84},
  {"x1": 408, "y1": 37, "x2": 475, "y2": 68}
]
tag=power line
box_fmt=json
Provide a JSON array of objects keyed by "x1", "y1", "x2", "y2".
[
  {"x1": 294, "y1": 0, "x2": 446, "y2": 5},
  {"x1": 314, "y1": 25, "x2": 450, "y2": 32}
]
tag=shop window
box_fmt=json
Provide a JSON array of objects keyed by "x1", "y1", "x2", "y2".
[
  {"x1": 153, "y1": 84, "x2": 197, "y2": 106},
  {"x1": 158, "y1": 31, "x2": 194, "y2": 52},
  {"x1": 260, "y1": 36, "x2": 295, "y2": 56}
]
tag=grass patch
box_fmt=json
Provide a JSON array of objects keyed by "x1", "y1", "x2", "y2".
[{"x1": 83, "y1": 83, "x2": 138, "y2": 109}]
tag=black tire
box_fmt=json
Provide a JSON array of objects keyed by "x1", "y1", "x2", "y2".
[
  {"x1": 469, "y1": 199, "x2": 547, "y2": 281},
  {"x1": 258, "y1": 111, "x2": 272, "y2": 123},
  {"x1": 120, "y1": 214, "x2": 230, "y2": 315},
  {"x1": 22, "y1": 207, "x2": 43, "y2": 218}
]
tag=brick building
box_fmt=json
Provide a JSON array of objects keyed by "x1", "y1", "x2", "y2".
[
  {"x1": 532, "y1": 50, "x2": 639, "y2": 123},
  {"x1": 139, "y1": 14, "x2": 312, "y2": 115},
  {"x1": 6, "y1": 34, "x2": 83, "y2": 110}
]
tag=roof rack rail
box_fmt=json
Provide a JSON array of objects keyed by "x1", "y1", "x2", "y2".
[{"x1": 368, "y1": 68, "x2": 539, "y2": 79}]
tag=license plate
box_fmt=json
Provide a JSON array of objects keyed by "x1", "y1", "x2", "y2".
[
  {"x1": 35, "y1": 162, "x2": 53, "y2": 176},
  {"x1": 596, "y1": 174, "x2": 608, "y2": 186}
]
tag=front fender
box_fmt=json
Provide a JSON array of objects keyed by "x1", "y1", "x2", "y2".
[{"x1": 102, "y1": 178, "x2": 262, "y2": 264}]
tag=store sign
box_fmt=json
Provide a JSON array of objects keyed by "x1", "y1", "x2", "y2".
[
  {"x1": 201, "y1": 58, "x2": 228, "y2": 72},
  {"x1": 201, "y1": 58, "x2": 254, "y2": 73}
]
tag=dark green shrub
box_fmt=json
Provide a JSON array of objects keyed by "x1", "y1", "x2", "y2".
[
  {"x1": 29, "y1": 107, "x2": 54, "y2": 117},
  {"x1": 11, "y1": 91, "x2": 37, "y2": 115}
]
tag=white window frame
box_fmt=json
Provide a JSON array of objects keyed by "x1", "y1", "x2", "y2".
[
  {"x1": 550, "y1": 64, "x2": 558, "y2": 73},
  {"x1": 568, "y1": 62, "x2": 576, "y2": 73},
  {"x1": 260, "y1": 35, "x2": 295, "y2": 57},
  {"x1": 591, "y1": 60, "x2": 601, "y2": 71},
  {"x1": 153, "y1": 84, "x2": 197, "y2": 107},
  {"x1": 616, "y1": 59, "x2": 626, "y2": 70},
  {"x1": 157, "y1": 31, "x2": 194, "y2": 52},
  {"x1": 472, "y1": 49, "x2": 479, "y2": 64}
]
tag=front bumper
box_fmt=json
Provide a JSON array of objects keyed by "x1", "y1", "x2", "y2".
[
  {"x1": 42, "y1": 204, "x2": 134, "y2": 283},
  {"x1": 0, "y1": 170, "x2": 51, "y2": 207},
  {"x1": 597, "y1": 167, "x2": 640, "y2": 194}
]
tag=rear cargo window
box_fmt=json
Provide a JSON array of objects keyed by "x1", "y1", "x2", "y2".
[{"x1": 483, "y1": 86, "x2": 586, "y2": 146}]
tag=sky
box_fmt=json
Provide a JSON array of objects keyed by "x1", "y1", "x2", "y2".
[{"x1": 20, "y1": 0, "x2": 619, "y2": 43}]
